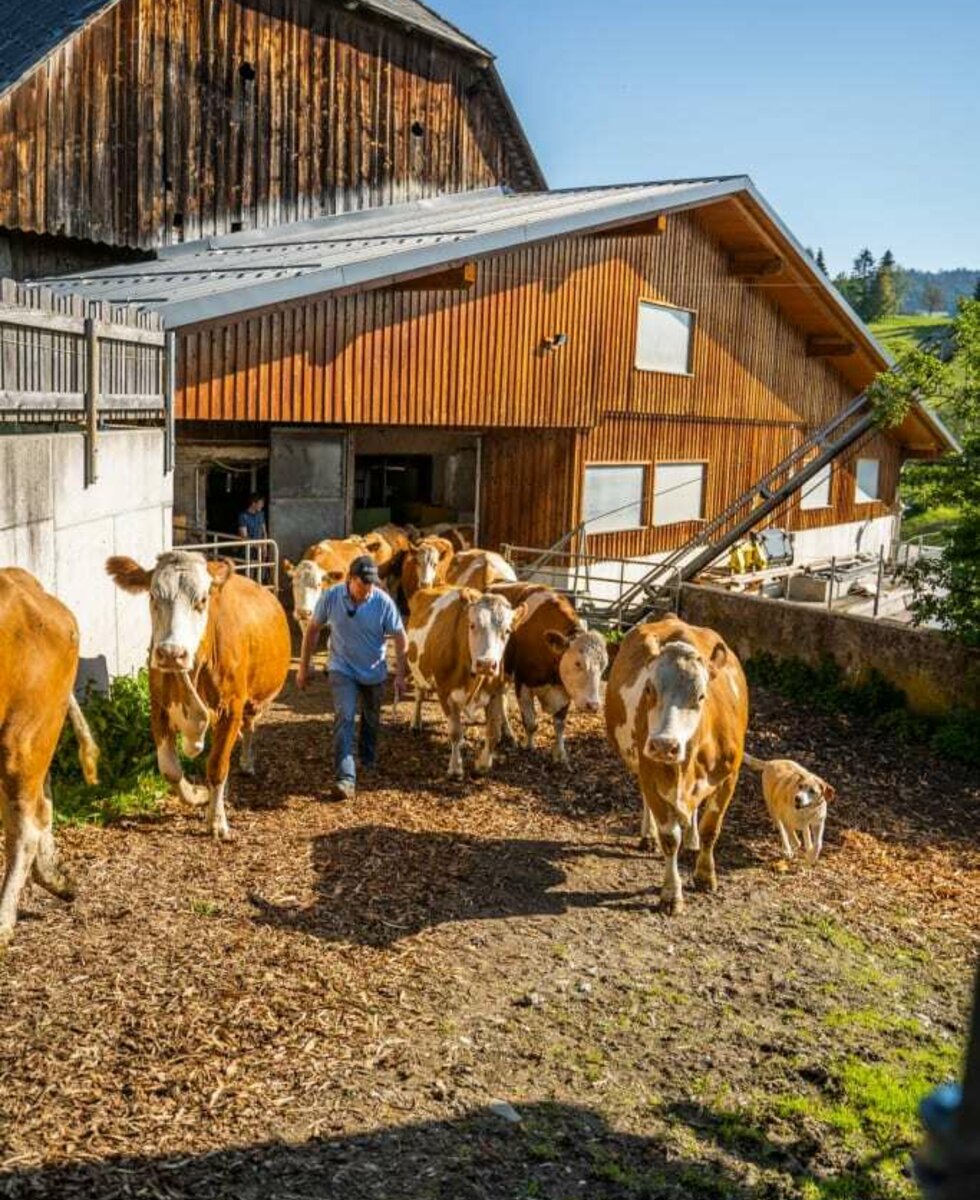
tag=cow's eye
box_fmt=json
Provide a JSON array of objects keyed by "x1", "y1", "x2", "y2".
[{"x1": 193, "y1": 598, "x2": 207, "y2": 613}]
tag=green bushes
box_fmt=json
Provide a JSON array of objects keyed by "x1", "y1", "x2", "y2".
[
  {"x1": 745, "y1": 653, "x2": 980, "y2": 766},
  {"x1": 50, "y1": 671, "x2": 167, "y2": 826}
]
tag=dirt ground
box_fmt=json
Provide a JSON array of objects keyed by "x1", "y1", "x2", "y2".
[{"x1": 0, "y1": 668, "x2": 977, "y2": 1199}]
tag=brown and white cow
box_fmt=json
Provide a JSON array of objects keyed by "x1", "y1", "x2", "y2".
[
  {"x1": 490, "y1": 583, "x2": 608, "y2": 766},
  {"x1": 285, "y1": 536, "x2": 367, "y2": 633},
  {"x1": 406, "y1": 586, "x2": 526, "y2": 779},
  {"x1": 361, "y1": 523, "x2": 417, "y2": 583},
  {"x1": 0, "y1": 568, "x2": 99, "y2": 941},
  {"x1": 446, "y1": 549, "x2": 517, "y2": 590},
  {"x1": 421, "y1": 522, "x2": 476, "y2": 552},
  {"x1": 398, "y1": 535, "x2": 455, "y2": 610},
  {"x1": 605, "y1": 616, "x2": 748, "y2": 914},
  {"x1": 107, "y1": 551, "x2": 290, "y2": 840}
]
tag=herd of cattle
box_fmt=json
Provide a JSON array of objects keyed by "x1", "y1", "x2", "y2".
[{"x1": 0, "y1": 520, "x2": 835, "y2": 942}]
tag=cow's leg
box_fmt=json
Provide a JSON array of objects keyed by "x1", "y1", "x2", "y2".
[
  {"x1": 30, "y1": 780, "x2": 75, "y2": 901},
  {"x1": 411, "y1": 689, "x2": 425, "y2": 734},
  {"x1": 682, "y1": 814, "x2": 701, "y2": 853},
  {"x1": 550, "y1": 705, "x2": 571, "y2": 768},
  {"x1": 475, "y1": 695, "x2": 503, "y2": 775},
  {"x1": 156, "y1": 731, "x2": 208, "y2": 807},
  {"x1": 639, "y1": 801, "x2": 659, "y2": 852},
  {"x1": 239, "y1": 707, "x2": 257, "y2": 776},
  {"x1": 205, "y1": 708, "x2": 243, "y2": 840},
  {"x1": 499, "y1": 690, "x2": 518, "y2": 746},
  {"x1": 517, "y1": 685, "x2": 537, "y2": 750},
  {"x1": 657, "y1": 819, "x2": 684, "y2": 915},
  {"x1": 693, "y1": 775, "x2": 737, "y2": 892},
  {"x1": 777, "y1": 820, "x2": 796, "y2": 860},
  {"x1": 446, "y1": 704, "x2": 465, "y2": 780},
  {"x1": 0, "y1": 786, "x2": 41, "y2": 942},
  {"x1": 807, "y1": 815, "x2": 826, "y2": 865}
]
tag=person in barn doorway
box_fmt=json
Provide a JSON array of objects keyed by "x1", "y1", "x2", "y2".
[
  {"x1": 237, "y1": 493, "x2": 269, "y2": 582},
  {"x1": 296, "y1": 555, "x2": 408, "y2": 802}
]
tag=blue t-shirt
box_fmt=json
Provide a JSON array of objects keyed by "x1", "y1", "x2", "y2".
[
  {"x1": 313, "y1": 583, "x2": 405, "y2": 685},
  {"x1": 237, "y1": 509, "x2": 266, "y2": 539}
]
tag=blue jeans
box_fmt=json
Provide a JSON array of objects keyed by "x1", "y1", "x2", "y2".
[{"x1": 328, "y1": 671, "x2": 383, "y2": 785}]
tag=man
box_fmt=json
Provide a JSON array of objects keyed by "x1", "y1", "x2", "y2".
[
  {"x1": 237, "y1": 493, "x2": 268, "y2": 583},
  {"x1": 296, "y1": 555, "x2": 408, "y2": 801}
]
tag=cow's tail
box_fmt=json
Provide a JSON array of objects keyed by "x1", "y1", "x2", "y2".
[
  {"x1": 742, "y1": 753, "x2": 766, "y2": 773},
  {"x1": 67, "y1": 693, "x2": 100, "y2": 785}
]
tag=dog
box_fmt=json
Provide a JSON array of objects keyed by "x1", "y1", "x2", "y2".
[{"x1": 743, "y1": 754, "x2": 836, "y2": 865}]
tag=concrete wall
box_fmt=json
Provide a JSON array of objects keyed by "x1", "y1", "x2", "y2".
[
  {"x1": 0, "y1": 430, "x2": 172, "y2": 685},
  {"x1": 678, "y1": 583, "x2": 980, "y2": 716}
]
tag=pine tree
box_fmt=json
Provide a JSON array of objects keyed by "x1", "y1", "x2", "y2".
[
  {"x1": 973, "y1": 277, "x2": 980, "y2": 302},
  {"x1": 852, "y1": 248, "x2": 877, "y2": 319},
  {"x1": 868, "y1": 250, "x2": 899, "y2": 320},
  {"x1": 815, "y1": 248, "x2": 828, "y2": 275},
  {"x1": 923, "y1": 283, "x2": 945, "y2": 314}
]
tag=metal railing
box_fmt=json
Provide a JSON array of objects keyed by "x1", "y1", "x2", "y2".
[{"x1": 179, "y1": 533, "x2": 280, "y2": 593}]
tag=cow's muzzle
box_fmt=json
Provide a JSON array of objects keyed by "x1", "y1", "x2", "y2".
[
  {"x1": 577, "y1": 698, "x2": 600, "y2": 714},
  {"x1": 645, "y1": 736, "x2": 681, "y2": 763},
  {"x1": 472, "y1": 658, "x2": 499, "y2": 677},
  {"x1": 153, "y1": 643, "x2": 192, "y2": 671}
]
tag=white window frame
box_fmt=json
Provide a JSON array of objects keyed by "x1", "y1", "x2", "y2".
[
  {"x1": 799, "y1": 461, "x2": 833, "y2": 510},
  {"x1": 854, "y1": 457, "x2": 881, "y2": 504},
  {"x1": 653, "y1": 461, "x2": 706, "y2": 527},
  {"x1": 582, "y1": 463, "x2": 647, "y2": 533},
  {"x1": 634, "y1": 299, "x2": 696, "y2": 376}
]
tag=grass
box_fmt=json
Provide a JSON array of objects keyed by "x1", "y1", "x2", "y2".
[
  {"x1": 869, "y1": 315, "x2": 952, "y2": 359},
  {"x1": 900, "y1": 504, "x2": 961, "y2": 540}
]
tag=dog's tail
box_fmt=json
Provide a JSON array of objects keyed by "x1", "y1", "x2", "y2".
[{"x1": 741, "y1": 753, "x2": 766, "y2": 773}]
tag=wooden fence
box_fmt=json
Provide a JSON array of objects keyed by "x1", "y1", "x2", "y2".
[{"x1": 0, "y1": 279, "x2": 173, "y2": 484}]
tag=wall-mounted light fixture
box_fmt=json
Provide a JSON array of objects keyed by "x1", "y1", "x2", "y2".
[{"x1": 541, "y1": 332, "x2": 568, "y2": 352}]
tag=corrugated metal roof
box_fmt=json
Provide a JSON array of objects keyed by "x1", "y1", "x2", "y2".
[
  {"x1": 0, "y1": 0, "x2": 487, "y2": 100},
  {"x1": 39, "y1": 180, "x2": 747, "y2": 326},
  {"x1": 0, "y1": 0, "x2": 119, "y2": 97}
]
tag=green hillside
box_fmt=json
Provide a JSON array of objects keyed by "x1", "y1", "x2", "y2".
[{"x1": 870, "y1": 314, "x2": 953, "y2": 359}]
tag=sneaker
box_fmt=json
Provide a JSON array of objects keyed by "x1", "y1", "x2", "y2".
[{"x1": 329, "y1": 780, "x2": 355, "y2": 803}]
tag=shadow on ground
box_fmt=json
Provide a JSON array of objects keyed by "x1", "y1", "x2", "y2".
[{"x1": 0, "y1": 1099, "x2": 825, "y2": 1200}]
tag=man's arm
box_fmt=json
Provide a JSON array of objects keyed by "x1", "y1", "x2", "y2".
[{"x1": 296, "y1": 617, "x2": 324, "y2": 689}]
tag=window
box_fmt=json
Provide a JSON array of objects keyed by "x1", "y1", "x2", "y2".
[
  {"x1": 583, "y1": 465, "x2": 646, "y2": 532},
  {"x1": 855, "y1": 458, "x2": 880, "y2": 504},
  {"x1": 635, "y1": 300, "x2": 695, "y2": 375},
  {"x1": 654, "y1": 462, "x2": 705, "y2": 526},
  {"x1": 800, "y1": 461, "x2": 832, "y2": 510}
]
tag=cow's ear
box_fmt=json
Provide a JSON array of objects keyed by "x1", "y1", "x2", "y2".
[
  {"x1": 510, "y1": 603, "x2": 529, "y2": 629},
  {"x1": 106, "y1": 556, "x2": 152, "y2": 593},
  {"x1": 208, "y1": 558, "x2": 235, "y2": 588},
  {"x1": 708, "y1": 641, "x2": 728, "y2": 676},
  {"x1": 283, "y1": 559, "x2": 295, "y2": 578},
  {"x1": 327, "y1": 570, "x2": 344, "y2": 584},
  {"x1": 544, "y1": 629, "x2": 571, "y2": 654}
]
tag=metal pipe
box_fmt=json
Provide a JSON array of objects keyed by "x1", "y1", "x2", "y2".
[
  {"x1": 83, "y1": 316, "x2": 99, "y2": 487},
  {"x1": 827, "y1": 557, "x2": 836, "y2": 611},
  {"x1": 873, "y1": 545, "x2": 885, "y2": 617}
]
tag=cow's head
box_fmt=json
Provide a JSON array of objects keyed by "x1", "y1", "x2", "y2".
[
  {"x1": 286, "y1": 559, "x2": 327, "y2": 633},
  {"x1": 545, "y1": 625, "x2": 609, "y2": 713},
  {"x1": 640, "y1": 637, "x2": 728, "y2": 765},
  {"x1": 107, "y1": 551, "x2": 232, "y2": 671},
  {"x1": 362, "y1": 531, "x2": 393, "y2": 567},
  {"x1": 413, "y1": 536, "x2": 454, "y2": 588},
  {"x1": 464, "y1": 592, "x2": 527, "y2": 677}
]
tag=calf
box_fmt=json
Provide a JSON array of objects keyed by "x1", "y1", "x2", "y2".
[
  {"x1": 399, "y1": 535, "x2": 455, "y2": 609},
  {"x1": 605, "y1": 616, "x2": 748, "y2": 914},
  {"x1": 406, "y1": 586, "x2": 526, "y2": 779},
  {"x1": 744, "y1": 754, "x2": 835, "y2": 865},
  {"x1": 0, "y1": 568, "x2": 99, "y2": 941},
  {"x1": 446, "y1": 549, "x2": 517, "y2": 590},
  {"x1": 490, "y1": 583, "x2": 608, "y2": 765},
  {"x1": 107, "y1": 551, "x2": 290, "y2": 840}
]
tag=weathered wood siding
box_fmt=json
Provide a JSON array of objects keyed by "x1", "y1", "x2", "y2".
[
  {"x1": 173, "y1": 207, "x2": 897, "y2": 550},
  {"x1": 0, "y1": 0, "x2": 531, "y2": 249}
]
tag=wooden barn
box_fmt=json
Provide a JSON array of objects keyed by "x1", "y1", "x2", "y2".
[{"x1": 1, "y1": 0, "x2": 956, "y2": 572}]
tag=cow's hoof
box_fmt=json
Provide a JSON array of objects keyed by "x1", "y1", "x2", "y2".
[
  {"x1": 693, "y1": 871, "x2": 717, "y2": 893},
  {"x1": 48, "y1": 872, "x2": 77, "y2": 902},
  {"x1": 239, "y1": 761, "x2": 256, "y2": 778},
  {"x1": 0, "y1": 925, "x2": 13, "y2": 948},
  {"x1": 210, "y1": 824, "x2": 232, "y2": 842},
  {"x1": 660, "y1": 894, "x2": 684, "y2": 916}
]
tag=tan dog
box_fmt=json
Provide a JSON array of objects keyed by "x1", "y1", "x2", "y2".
[{"x1": 743, "y1": 754, "x2": 836, "y2": 865}]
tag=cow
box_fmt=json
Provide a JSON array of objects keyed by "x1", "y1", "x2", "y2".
[
  {"x1": 446, "y1": 548, "x2": 517, "y2": 590},
  {"x1": 285, "y1": 537, "x2": 367, "y2": 633},
  {"x1": 406, "y1": 586, "x2": 527, "y2": 779},
  {"x1": 489, "y1": 583, "x2": 608, "y2": 766},
  {"x1": 421, "y1": 522, "x2": 476, "y2": 552},
  {"x1": 107, "y1": 551, "x2": 290, "y2": 840},
  {"x1": 398, "y1": 535, "x2": 455, "y2": 610},
  {"x1": 0, "y1": 568, "x2": 99, "y2": 941},
  {"x1": 361, "y1": 523, "x2": 417, "y2": 579},
  {"x1": 605, "y1": 615, "x2": 748, "y2": 915}
]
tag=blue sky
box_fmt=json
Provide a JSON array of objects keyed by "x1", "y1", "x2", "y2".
[{"x1": 436, "y1": 0, "x2": 979, "y2": 275}]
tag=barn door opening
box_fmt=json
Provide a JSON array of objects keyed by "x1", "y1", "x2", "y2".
[{"x1": 269, "y1": 428, "x2": 348, "y2": 562}]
